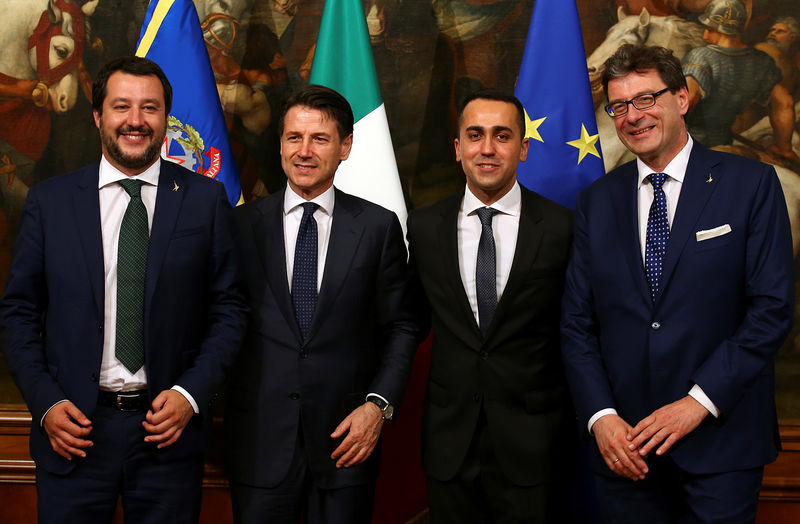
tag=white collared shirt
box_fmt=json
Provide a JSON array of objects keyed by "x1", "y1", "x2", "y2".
[
  {"x1": 636, "y1": 136, "x2": 693, "y2": 262},
  {"x1": 283, "y1": 184, "x2": 335, "y2": 292},
  {"x1": 98, "y1": 156, "x2": 158, "y2": 392},
  {"x1": 457, "y1": 182, "x2": 521, "y2": 326},
  {"x1": 588, "y1": 136, "x2": 719, "y2": 434}
]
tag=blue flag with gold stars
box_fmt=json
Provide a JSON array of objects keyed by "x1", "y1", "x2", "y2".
[{"x1": 514, "y1": 0, "x2": 603, "y2": 209}]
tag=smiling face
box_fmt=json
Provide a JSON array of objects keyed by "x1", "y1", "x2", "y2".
[
  {"x1": 93, "y1": 72, "x2": 167, "y2": 176},
  {"x1": 607, "y1": 69, "x2": 689, "y2": 172},
  {"x1": 280, "y1": 105, "x2": 353, "y2": 200},
  {"x1": 455, "y1": 98, "x2": 528, "y2": 205}
]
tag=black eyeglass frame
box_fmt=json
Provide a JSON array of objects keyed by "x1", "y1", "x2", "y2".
[{"x1": 604, "y1": 87, "x2": 671, "y2": 118}]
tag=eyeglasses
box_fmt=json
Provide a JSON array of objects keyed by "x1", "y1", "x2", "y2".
[{"x1": 604, "y1": 88, "x2": 670, "y2": 118}]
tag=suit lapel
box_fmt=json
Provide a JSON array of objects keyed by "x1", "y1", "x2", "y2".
[
  {"x1": 145, "y1": 161, "x2": 184, "y2": 314},
  {"x1": 253, "y1": 189, "x2": 302, "y2": 343},
  {"x1": 659, "y1": 144, "x2": 720, "y2": 302},
  {"x1": 73, "y1": 165, "x2": 104, "y2": 317},
  {"x1": 438, "y1": 196, "x2": 482, "y2": 341},
  {"x1": 309, "y1": 189, "x2": 364, "y2": 342},
  {"x1": 488, "y1": 188, "x2": 544, "y2": 338},
  {"x1": 609, "y1": 163, "x2": 652, "y2": 302}
]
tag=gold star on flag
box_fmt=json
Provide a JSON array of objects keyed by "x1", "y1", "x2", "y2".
[
  {"x1": 567, "y1": 124, "x2": 601, "y2": 164},
  {"x1": 524, "y1": 109, "x2": 546, "y2": 143}
]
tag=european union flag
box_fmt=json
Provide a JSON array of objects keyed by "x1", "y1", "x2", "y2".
[
  {"x1": 514, "y1": 0, "x2": 603, "y2": 209},
  {"x1": 136, "y1": 0, "x2": 243, "y2": 206}
]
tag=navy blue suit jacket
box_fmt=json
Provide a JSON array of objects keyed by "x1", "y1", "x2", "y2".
[
  {"x1": 561, "y1": 143, "x2": 794, "y2": 474},
  {"x1": 0, "y1": 160, "x2": 248, "y2": 475},
  {"x1": 225, "y1": 187, "x2": 418, "y2": 490}
]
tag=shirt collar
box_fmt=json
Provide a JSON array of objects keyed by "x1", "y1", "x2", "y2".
[
  {"x1": 637, "y1": 135, "x2": 693, "y2": 188},
  {"x1": 283, "y1": 183, "x2": 335, "y2": 216},
  {"x1": 462, "y1": 181, "x2": 521, "y2": 217},
  {"x1": 98, "y1": 155, "x2": 161, "y2": 189}
]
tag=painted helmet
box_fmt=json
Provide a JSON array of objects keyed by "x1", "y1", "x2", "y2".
[{"x1": 698, "y1": 0, "x2": 748, "y2": 35}]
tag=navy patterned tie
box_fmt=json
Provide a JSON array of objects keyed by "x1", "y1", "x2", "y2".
[
  {"x1": 475, "y1": 207, "x2": 500, "y2": 335},
  {"x1": 292, "y1": 202, "x2": 319, "y2": 340},
  {"x1": 116, "y1": 179, "x2": 148, "y2": 373},
  {"x1": 645, "y1": 173, "x2": 669, "y2": 301}
]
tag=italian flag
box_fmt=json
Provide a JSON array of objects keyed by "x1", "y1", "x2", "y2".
[{"x1": 309, "y1": 0, "x2": 407, "y2": 230}]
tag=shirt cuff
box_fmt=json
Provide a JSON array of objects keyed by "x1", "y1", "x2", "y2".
[
  {"x1": 365, "y1": 392, "x2": 390, "y2": 405},
  {"x1": 172, "y1": 385, "x2": 199, "y2": 414},
  {"x1": 689, "y1": 384, "x2": 719, "y2": 418},
  {"x1": 41, "y1": 399, "x2": 69, "y2": 427},
  {"x1": 588, "y1": 408, "x2": 618, "y2": 434}
]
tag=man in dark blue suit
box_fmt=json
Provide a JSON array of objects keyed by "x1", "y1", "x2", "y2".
[
  {"x1": 0, "y1": 56, "x2": 248, "y2": 522},
  {"x1": 225, "y1": 85, "x2": 418, "y2": 524},
  {"x1": 561, "y1": 44, "x2": 794, "y2": 523}
]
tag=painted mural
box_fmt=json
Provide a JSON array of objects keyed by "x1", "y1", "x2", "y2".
[{"x1": 1, "y1": 0, "x2": 799, "y2": 420}]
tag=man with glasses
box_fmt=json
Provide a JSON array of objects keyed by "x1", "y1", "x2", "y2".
[{"x1": 561, "y1": 43, "x2": 794, "y2": 523}]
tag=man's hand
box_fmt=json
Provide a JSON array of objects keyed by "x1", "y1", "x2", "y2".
[
  {"x1": 330, "y1": 402, "x2": 384, "y2": 468},
  {"x1": 42, "y1": 401, "x2": 93, "y2": 460},
  {"x1": 142, "y1": 389, "x2": 194, "y2": 449},
  {"x1": 593, "y1": 414, "x2": 649, "y2": 481},
  {"x1": 627, "y1": 395, "x2": 708, "y2": 458}
]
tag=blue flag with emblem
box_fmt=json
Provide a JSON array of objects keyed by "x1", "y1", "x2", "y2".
[
  {"x1": 135, "y1": 0, "x2": 243, "y2": 206},
  {"x1": 514, "y1": 0, "x2": 603, "y2": 209}
]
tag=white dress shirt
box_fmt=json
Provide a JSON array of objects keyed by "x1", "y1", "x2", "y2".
[
  {"x1": 588, "y1": 136, "x2": 720, "y2": 434},
  {"x1": 458, "y1": 183, "x2": 521, "y2": 325},
  {"x1": 283, "y1": 184, "x2": 334, "y2": 292}
]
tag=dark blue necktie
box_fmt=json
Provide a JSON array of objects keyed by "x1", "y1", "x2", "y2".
[
  {"x1": 292, "y1": 202, "x2": 319, "y2": 340},
  {"x1": 645, "y1": 173, "x2": 669, "y2": 301},
  {"x1": 476, "y1": 207, "x2": 499, "y2": 335}
]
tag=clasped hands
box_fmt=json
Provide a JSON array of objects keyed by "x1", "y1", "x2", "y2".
[
  {"x1": 43, "y1": 389, "x2": 194, "y2": 460},
  {"x1": 593, "y1": 395, "x2": 709, "y2": 481}
]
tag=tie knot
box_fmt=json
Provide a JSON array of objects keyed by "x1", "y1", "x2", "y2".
[
  {"x1": 118, "y1": 178, "x2": 146, "y2": 198},
  {"x1": 475, "y1": 207, "x2": 498, "y2": 226},
  {"x1": 300, "y1": 202, "x2": 319, "y2": 217},
  {"x1": 648, "y1": 172, "x2": 667, "y2": 190}
]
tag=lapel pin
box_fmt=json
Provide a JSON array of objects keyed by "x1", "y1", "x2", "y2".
[
  {"x1": 173, "y1": 180, "x2": 179, "y2": 191},
  {"x1": 706, "y1": 173, "x2": 713, "y2": 183}
]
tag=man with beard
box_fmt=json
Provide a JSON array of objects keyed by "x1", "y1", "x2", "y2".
[
  {"x1": 0, "y1": 56, "x2": 248, "y2": 523},
  {"x1": 757, "y1": 17, "x2": 800, "y2": 98}
]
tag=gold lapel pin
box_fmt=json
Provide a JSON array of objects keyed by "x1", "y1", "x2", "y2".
[
  {"x1": 706, "y1": 173, "x2": 713, "y2": 183},
  {"x1": 173, "y1": 180, "x2": 179, "y2": 191}
]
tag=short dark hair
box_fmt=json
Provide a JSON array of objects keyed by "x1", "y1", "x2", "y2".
[
  {"x1": 457, "y1": 89, "x2": 526, "y2": 140},
  {"x1": 92, "y1": 56, "x2": 173, "y2": 115},
  {"x1": 601, "y1": 44, "x2": 687, "y2": 99},
  {"x1": 278, "y1": 85, "x2": 354, "y2": 140}
]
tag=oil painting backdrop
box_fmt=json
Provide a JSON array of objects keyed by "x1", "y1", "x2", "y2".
[{"x1": 1, "y1": 0, "x2": 799, "y2": 422}]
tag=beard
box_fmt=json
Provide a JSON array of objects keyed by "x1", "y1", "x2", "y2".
[
  {"x1": 100, "y1": 121, "x2": 165, "y2": 171},
  {"x1": 767, "y1": 36, "x2": 792, "y2": 54}
]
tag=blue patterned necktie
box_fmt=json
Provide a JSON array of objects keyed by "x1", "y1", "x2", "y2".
[
  {"x1": 645, "y1": 173, "x2": 669, "y2": 301},
  {"x1": 116, "y1": 179, "x2": 148, "y2": 373},
  {"x1": 475, "y1": 207, "x2": 500, "y2": 335},
  {"x1": 292, "y1": 202, "x2": 319, "y2": 340}
]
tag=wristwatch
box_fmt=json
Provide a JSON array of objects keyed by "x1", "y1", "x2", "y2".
[{"x1": 367, "y1": 396, "x2": 394, "y2": 421}]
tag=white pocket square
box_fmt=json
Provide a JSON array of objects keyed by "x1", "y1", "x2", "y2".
[{"x1": 696, "y1": 224, "x2": 732, "y2": 242}]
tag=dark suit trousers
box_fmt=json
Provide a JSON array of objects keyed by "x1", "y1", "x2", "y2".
[
  {"x1": 230, "y1": 426, "x2": 375, "y2": 524},
  {"x1": 593, "y1": 454, "x2": 763, "y2": 524},
  {"x1": 36, "y1": 405, "x2": 203, "y2": 523},
  {"x1": 427, "y1": 409, "x2": 567, "y2": 524}
]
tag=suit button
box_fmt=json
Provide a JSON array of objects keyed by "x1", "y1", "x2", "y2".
[
  {"x1": 98, "y1": 324, "x2": 103, "y2": 331},
  {"x1": 651, "y1": 321, "x2": 661, "y2": 330},
  {"x1": 479, "y1": 351, "x2": 488, "y2": 360},
  {"x1": 290, "y1": 393, "x2": 300, "y2": 400},
  {"x1": 473, "y1": 393, "x2": 481, "y2": 402},
  {"x1": 299, "y1": 351, "x2": 308, "y2": 359},
  {"x1": 90, "y1": 373, "x2": 98, "y2": 382}
]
